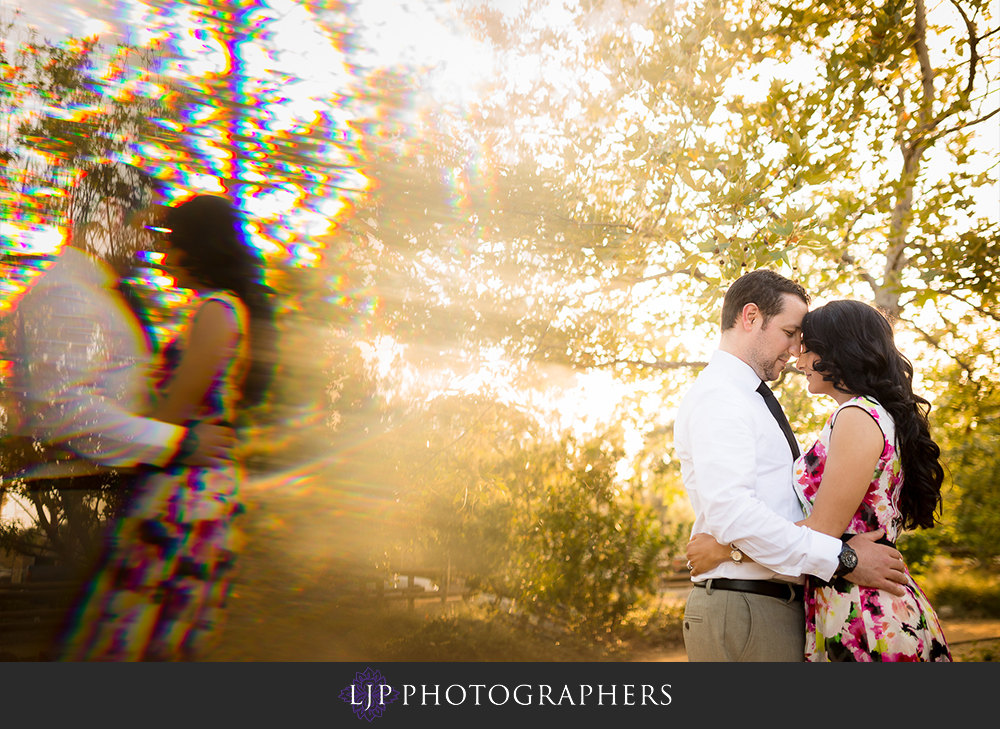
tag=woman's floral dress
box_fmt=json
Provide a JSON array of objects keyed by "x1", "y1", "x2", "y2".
[
  {"x1": 794, "y1": 395, "x2": 951, "y2": 662},
  {"x1": 64, "y1": 291, "x2": 248, "y2": 661}
]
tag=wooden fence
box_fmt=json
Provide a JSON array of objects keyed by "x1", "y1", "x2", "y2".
[{"x1": 369, "y1": 568, "x2": 468, "y2": 611}]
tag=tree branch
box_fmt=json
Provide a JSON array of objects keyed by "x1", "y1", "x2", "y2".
[
  {"x1": 927, "y1": 105, "x2": 1000, "y2": 146},
  {"x1": 588, "y1": 264, "x2": 707, "y2": 293},
  {"x1": 948, "y1": 0, "x2": 979, "y2": 96},
  {"x1": 26, "y1": 490, "x2": 66, "y2": 558},
  {"x1": 509, "y1": 210, "x2": 635, "y2": 231},
  {"x1": 877, "y1": 0, "x2": 937, "y2": 317},
  {"x1": 898, "y1": 317, "x2": 975, "y2": 375},
  {"x1": 839, "y1": 250, "x2": 880, "y2": 292},
  {"x1": 421, "y1": 403, "x2": 498, "y2": 469},
  {"x1": 940, "y1": 288, "x2": 1000, "y2": 320},
  {"x1": 913, "y1": 0, "x2": 937, "y2": 135},
  {"x1": 0, "y1": 531, "x2": 59, "y2": 557},
  {"x1": 594, "y1": 359, "x2": 708, "y2": 371}
]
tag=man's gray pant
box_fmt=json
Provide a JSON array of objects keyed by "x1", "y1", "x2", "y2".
[{"x1": 683, "y1": 581, "x2": 805, "y2": 662}]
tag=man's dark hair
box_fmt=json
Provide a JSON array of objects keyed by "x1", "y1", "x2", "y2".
[{"x1": 720, "y1": 269, "x2": 809, "y2": 331}]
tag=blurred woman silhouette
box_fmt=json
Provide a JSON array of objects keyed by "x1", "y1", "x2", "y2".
[{"x1": 66, "y1": 195, "x2": 275, "y2": 661}]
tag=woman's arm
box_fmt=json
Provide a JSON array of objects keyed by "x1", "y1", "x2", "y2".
[
  {"x1": 796, "y1": 406, "x2": 884, "y2": 537},
  {"x1": 686, "y1": 406, "x2": 886, "y2": 571},
  {"x1": 686, "y1": 533, "x2": 745, "y2": 576},
  {"x1": 151, "y1": 299, "x2": 240, "y2": 425}
]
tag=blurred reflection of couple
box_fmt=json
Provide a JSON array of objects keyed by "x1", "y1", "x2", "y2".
[
  {"x1": 8, "y1": 172, "x2": 274, "y2": 661},
  {"x1": 676, "y1": 270, "x2": 951, "y2": 662}
]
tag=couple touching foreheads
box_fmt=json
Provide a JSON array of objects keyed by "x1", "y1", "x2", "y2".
[{"x1": 675, "y1": 269, "x2": 951, "y2": 662}]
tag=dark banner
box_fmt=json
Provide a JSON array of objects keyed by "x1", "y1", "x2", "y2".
[{"x1": 2, "y1": 660, "x2": 988, "y2": 724}]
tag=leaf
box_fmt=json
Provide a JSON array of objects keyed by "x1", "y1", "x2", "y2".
[
  {"x1": 768, "y1": 220, "x2": 795, "y2": 237},
  {"x1": 675, "y1": 162, "x2": 702, "y2": 191}
]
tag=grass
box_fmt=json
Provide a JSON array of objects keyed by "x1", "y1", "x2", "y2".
[
  {"x1": 953, "y1": 640, "x2": 1000, "y2": 662},
  {"x1": 366, "y1": 594, "x2": 687, "y2": 662},
  {"x1": 372, "y1": 606, "x2": 618, "y2": 662}
]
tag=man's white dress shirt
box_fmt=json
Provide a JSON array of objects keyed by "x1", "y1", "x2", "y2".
[
  {"x1": 674, "y1": 350, "x2": 840, "y2": 583},
  {"x1": 7, "y1": 247, "x2": 184, "y2": 479}
]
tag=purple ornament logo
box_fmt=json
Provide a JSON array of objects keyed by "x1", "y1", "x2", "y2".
[{"x1": 340, "y1": 667, "x2": 400, "y2": 721}]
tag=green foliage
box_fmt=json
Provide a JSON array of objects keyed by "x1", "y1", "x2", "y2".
[
  {"x1": 617, "y1": 598, "x2": 686, "y2": 650},
  {"x1": 922, "y1": 567, "x2": 1000, "y2": 618},
  {"x1": 965, "y1": 644, "x2": 1000, "y2": 662},
  {"x1": 340, "y1": 0, "x2": 999, "y2": 422},
  {"x1": 930, "y1": 369, "x2": 1000, "y2": 566},
  {"x1": 334, "y1": 379, "x2": 671, "y2": 636},
  {"x1": 0, "y1": 26, "x2": 169, "y2": 248},
  {"x1": 326, "y1": 0, "x2": 1000, "y2": 620},
  {"x1": 897, "y1": 530, "x2": 941, "y2": 577},
  {"x1": 504, "y1": 438, "x2": 667, "y2": 635}
]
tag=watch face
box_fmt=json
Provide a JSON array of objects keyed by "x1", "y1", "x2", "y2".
[
  {"x1": 731, "y1": 548, "x2": 743, "y2": 563},
  {"x1": 842, "y1": 546, "x2": 859, "y2": 571}
]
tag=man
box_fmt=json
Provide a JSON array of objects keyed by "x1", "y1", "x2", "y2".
[
  {"x1": 673, "y1": 269, "x2": 906, "y2": 662},
  {"x1": 6, "y1": 241, "x2": 235, "y2": 484}
]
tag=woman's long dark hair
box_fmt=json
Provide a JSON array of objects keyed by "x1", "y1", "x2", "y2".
[
  {"x1": 164, "y1": 195, "x2": 276, "y2": 408},
  {"x1": 802, "y1": 300, "x2": 944, "y2": 530}
]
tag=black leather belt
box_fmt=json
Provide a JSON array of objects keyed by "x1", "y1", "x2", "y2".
[{"x1": 694, "y1": 578, "x2": 804, "y2": 603}]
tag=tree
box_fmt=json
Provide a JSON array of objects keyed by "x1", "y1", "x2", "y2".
[
  {"x1": 0, "y1": 24, "x2": 177, "y2": 565},
  {"x1": 0, "y1": 2, "x2": 367, "y2": 565},
  {"x1": 127, "y1": 0, "x2": 380, "y2": 462},
  {"x1": 462, "y1": 0, "x2": 996, "y2": 334},
  {"x1": 346, "y1": 0, "x2": 1000, "y2": 564}
]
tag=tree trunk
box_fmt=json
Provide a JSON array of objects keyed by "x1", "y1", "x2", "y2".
[{"x1": 875, "y1": 0, "x2": 937, "y2": 319}]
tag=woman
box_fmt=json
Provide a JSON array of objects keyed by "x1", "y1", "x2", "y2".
[
  {"x1": 686, "y1": 300, "x2": 951, "y2": 662},
  {"x1": 65, "y1": 195, "x2": 275, "y2": 661}
]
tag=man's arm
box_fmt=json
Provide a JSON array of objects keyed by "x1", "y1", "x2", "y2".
[
  {"x1": 684, "y1": 390, "x2": 842, "y2": 581},
  {"x1": 687, "y1": 529, "x2": 907, "y2": 596},
  {"x1": 166, "y1": 422, "x2": 236, "y2": 468},
  {"x1": 686, "y1": 393, "x2": 906, "y2": 592}
]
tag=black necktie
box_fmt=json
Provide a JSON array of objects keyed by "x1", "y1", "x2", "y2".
[{"x1": 756, "y1": 381, "x2": 800, "y2": 459}]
